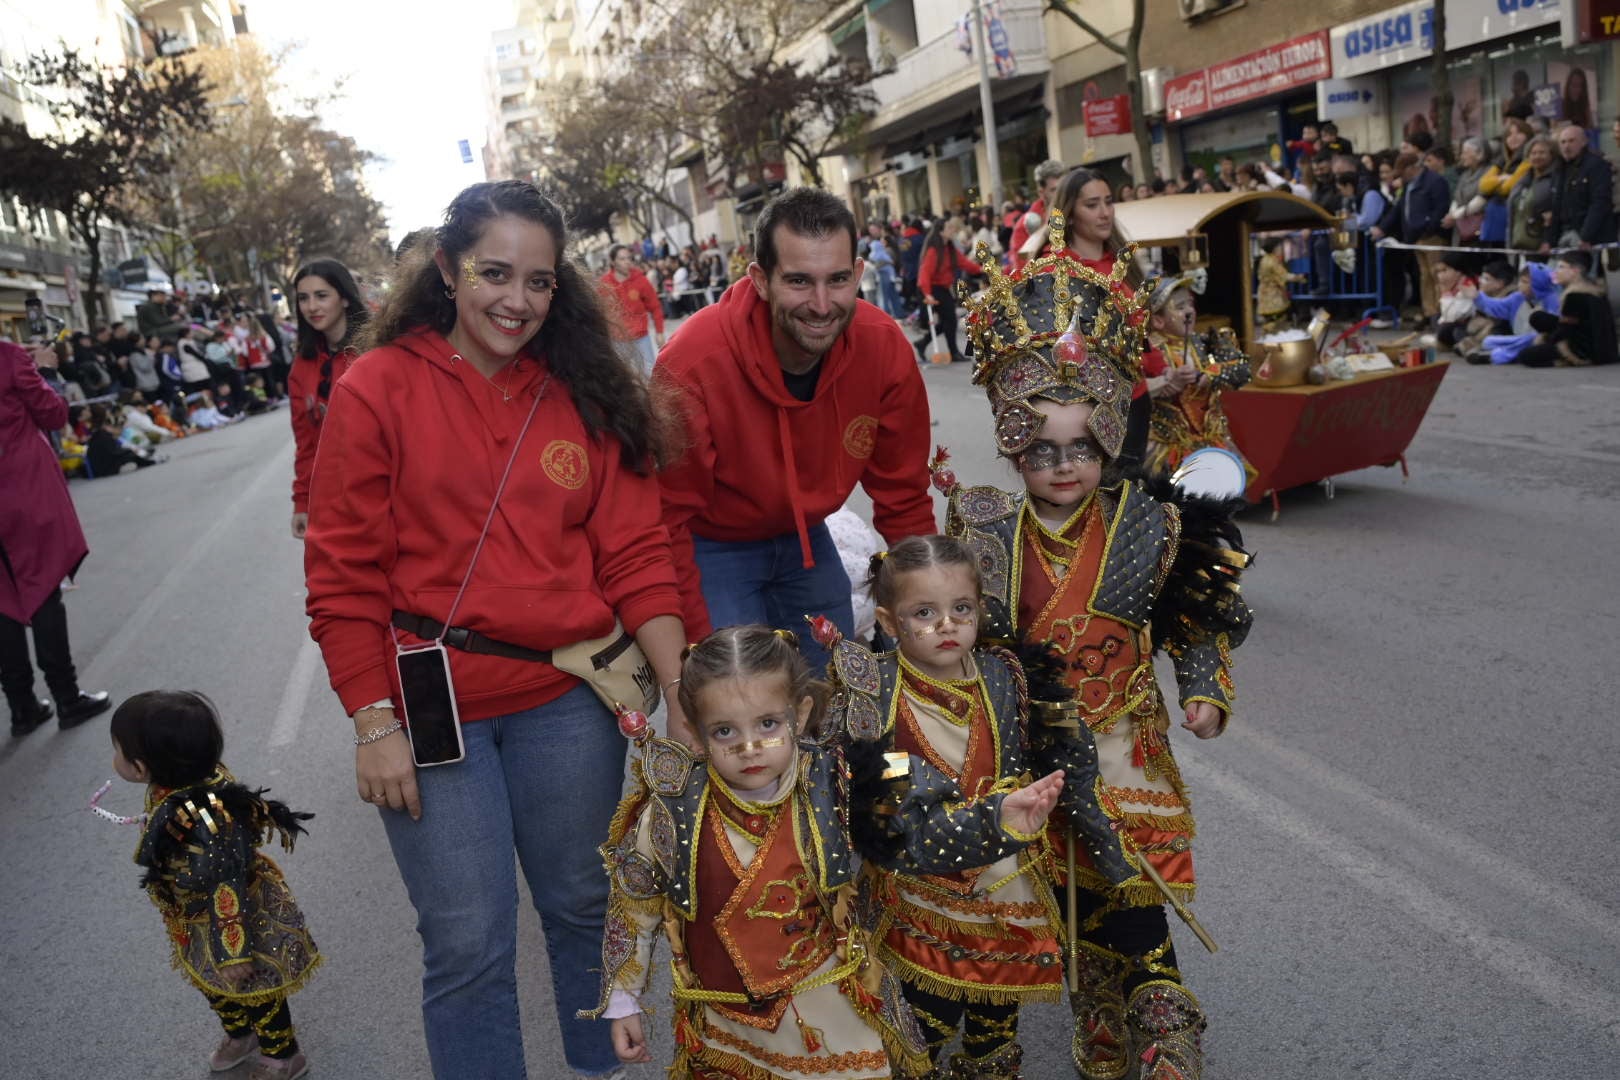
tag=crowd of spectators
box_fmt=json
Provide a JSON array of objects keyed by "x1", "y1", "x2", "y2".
[{"x1": 32, "y1": 284, "x2": 294, "y2": 479}]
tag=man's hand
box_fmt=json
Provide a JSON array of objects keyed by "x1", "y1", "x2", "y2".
[
  {"x1": 290, "y1": 512, "x2": 308, "y2": 539},
  {"x1": 1001, "y1": 770, "x2": 1064, "y2": 836},
  {"x1": 1182, "y1": 702, "x2": 1225, "y2": 739},
  {"x1": 1166, "y1": 364, "x2": 1199, "y2": 391}
]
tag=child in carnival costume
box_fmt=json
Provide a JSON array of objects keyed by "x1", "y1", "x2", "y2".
[
  {"x1": 1142, "y1": 271, "x2": 1254, "y2": 481},
  {"x1": 818, "y1": 537, "x2": 1133, "y2": 1080},
  {"x1": 108, "y1": 691, "x2": 320, "y2": 1080},
  {"x1": 934, "y1": 217, "x2": 1253, "y2": 1080},
  {"x1": 583, "y1": 625, "x2": 1066, "y2": 1079}
]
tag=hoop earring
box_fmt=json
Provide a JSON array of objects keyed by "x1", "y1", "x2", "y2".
[{"x1": 444, "y1": 285, "x2": 456, "y2": 300}]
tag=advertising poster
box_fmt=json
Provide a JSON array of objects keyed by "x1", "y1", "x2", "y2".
[
  {"x1": 1393, "y1": 75, "x2": 1483, "y2": 144},
  {"x1": 1546, "y1": 60, "x2": 1599, "y2": 136},
  {"x1": 1493, "y1": 58, "x2": 1547, "y2": 121}
]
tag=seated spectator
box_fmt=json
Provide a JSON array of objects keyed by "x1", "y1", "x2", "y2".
[
  {"x1": 86, "y1": 404, "x2": 160, "y2": 476},
  {"x1": 1474, "y1": 261, "x2": 1560, "y2": 364},
  {"x1": 1517, "y1": 250, "x2": 1616, "y2": 367},
  {"x1": 1458, "y1": 259, "x2": 1518, "y2": 358},
  {"x1": 119, "y1": 393, "x2": 174, "y2": 444},
  {"x1": 127, "y1": 338, "x2": 162, "y2": 399},
  {"x1": 186, "y1": 390, "x2": 233, "y2": 430},
  {"x1": 148, "y1": 400, "x2": 188, "y2": 438},
  {"x1": 1427, "y1": 253, "x2": 1486, "y2": 353}
]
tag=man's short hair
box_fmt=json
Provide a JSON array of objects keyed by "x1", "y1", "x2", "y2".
[
  {"x1": 1406, "y1": 130, "x2": 1434, "y2": 153},
  {"x1": 1034, "y1": 159, "x2": 1067, "y2": 186},
  {"x1": 1480, "y1": 258, "x2": 1516, "y2": 284},
  {"x1": 1557, "y1": 249, "x2": 1593, "y2": 275},
  {"x1": 753, "y1": 188, "x2": 858, "y2": 278},
  {"x1": 1394, "y1": 152, "x2": 1421, "y2": 173},
  {"x1": 608, "y1": 244, "x2": 632, "y2": 262},
  {"x1": 1313, "y1": 150, "x2": 1335, "y2": 165},
  {"x1": 1321, "y1": 121, "x2": 1339, "y2": 136}
]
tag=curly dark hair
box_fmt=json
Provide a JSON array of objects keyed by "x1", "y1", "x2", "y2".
[
  {"x1": 292, "y1": 258, "x2": 368, "y2": 361},
  {"x1": 361, "y1": 180, "x2": 671, "y2": 470}
]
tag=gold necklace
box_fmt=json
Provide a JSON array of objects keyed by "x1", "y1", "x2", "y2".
[{"x1": 449, "y1": 352, "x2": 519, "y2": 402}]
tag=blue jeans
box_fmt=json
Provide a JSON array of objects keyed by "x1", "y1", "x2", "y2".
[
  {"x1": 381, "y1": 683, "x2": 625, "y2": 1078},
  {"x1": 693, "y1": 522, "x2": 854, "y2": 673}
]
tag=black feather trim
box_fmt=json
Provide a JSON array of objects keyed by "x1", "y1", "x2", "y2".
[
  {"x1": 843, "y1": 740, "x2": 906, "y2": 865},
  {"x1": 1014, "y1": 642, "x2": 1075, "y2": 704},
  {"x1": 136, "y1": 781, "x2": 314, "y2": 885},
  {"x1": 1133, "y1": 471, "x2": 1254, "y2": 654}
]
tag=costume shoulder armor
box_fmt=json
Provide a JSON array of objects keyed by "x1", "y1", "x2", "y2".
[
  {"x1": 948, "y1": 484, "x2": 1021, "y2": 530},
  {"x1": 1091, "y1": 480, "x2": 1174, "y2": 627}
]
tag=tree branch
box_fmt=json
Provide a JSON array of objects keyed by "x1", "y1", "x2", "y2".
[{"x1": 1045, "y1": 0, "x2": 1127, "y2": 57}]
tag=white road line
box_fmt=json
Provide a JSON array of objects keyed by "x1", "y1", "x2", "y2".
[
  {"x1": 1424, "y1": 429, "x2": 1620, "y2": 465},
  {"x1": 80, "y1": 442, "x2": 292, "y2": 691},
  {"x1": 1225, "y1": 725, "x2": 1620, "y2": 952},
  {"x1": 269, "y1": 636, "x2": 322, "y2": 749},
  {"x1": 1185, "y1": 755, "x2": 1620, "y2": 1044},
  {"x1": 1576, "y1": 383, "x2": 1620, "y2": 393}
]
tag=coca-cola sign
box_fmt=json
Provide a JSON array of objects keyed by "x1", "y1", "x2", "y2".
[
  {"x1": 1164, "y1": 31, "x2": 1331, "y2": 122},
  {"x1": 1164, "y1": 72, "x2": 1209, "y2": 122}
]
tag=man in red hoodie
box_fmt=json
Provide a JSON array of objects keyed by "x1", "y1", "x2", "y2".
[
  {"x1": 655, "y1": 187, "x2": 937, "y2": 670},
  {"x1": 600, "y1": 243, "x2": 665, "y2": 375},
  {"x1": 1009, "y1": 158, "x2": 1068, "y2": 271}
]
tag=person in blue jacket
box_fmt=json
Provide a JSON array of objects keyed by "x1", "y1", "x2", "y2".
[{"x1": 1397, "y1": 151, "x2": 1452, "y2": 327}]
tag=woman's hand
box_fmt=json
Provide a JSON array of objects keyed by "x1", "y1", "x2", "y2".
[
  {"x1": 611, "y1": 1015, "x2": 653, "y2": 1064},
  {"x1": 290, "y1": 512, "x2": 308, "y2": 539},
  {"x1": 1001, "y1": 769, "x2": 1064, "y2": 837},
  {"x1": 356, "y1": 723, "x2": 421, "y2": 820},
  {"x1": 1182, "y1": 702, "x2": 1225, "y2": 739},
  {"x1": 664, "y1": 692, "x2": 698, "y2": 749}
]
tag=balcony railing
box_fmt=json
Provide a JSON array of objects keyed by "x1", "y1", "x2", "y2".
[{"x1": 869, "y1": 3, "x2": 1048, "y2": 124}]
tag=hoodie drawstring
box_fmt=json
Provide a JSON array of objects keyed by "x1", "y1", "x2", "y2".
[{"x1": 776, "y1": 408, "x2": 815, "y2": 569}]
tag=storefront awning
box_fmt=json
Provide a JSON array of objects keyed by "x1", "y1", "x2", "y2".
[{"x1": 1114, "y1": 191, "x2": 1335, "y2": 246}]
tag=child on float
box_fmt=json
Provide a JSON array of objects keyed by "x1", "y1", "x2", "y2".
[
  {"x1": 105, "y1": 691, "x2": 319, "y2": 1080},
  {"x1": 836, "y1": 537, "x2": 1132, "y2": 1080},
  {"x1": 584, "y1": 625, "x2": 1064, "y2": 1079},
  {"x1": 1255, "y1": 236, "x2": 1305, "y2": 333},
  {"x1": 1143, "y1": 271, "x2": 1253, "y2": 478},
  {"x1": 936, "y1": 233, "x2": 1254, "y2": 1080}
]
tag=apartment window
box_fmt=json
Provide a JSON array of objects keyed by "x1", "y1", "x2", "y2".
[{"x1": 1, "y1": 197, "x2": 17, "y2": 231}]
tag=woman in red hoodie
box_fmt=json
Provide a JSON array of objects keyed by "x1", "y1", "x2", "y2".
[
  {"x1": 287, "y1": 258, "x2": 367, "y2": 539},
  {"x1": 1047, "y1": 167, "x2": 1164, "y2": 467},
  {"x1": 303, "y1": 180, "x2": 688, "y2": 1079}
]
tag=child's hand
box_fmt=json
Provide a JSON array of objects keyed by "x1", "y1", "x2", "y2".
[
  {"x1": 1001, "y1": 769, "x2": 1064, "y2": 836},
  {"x1": 1182, "y1": 702, "x2": 1225, "y2": 739},
  {"x1": 611, "y1": 1014, "x2": 653, "y2": 1064}
]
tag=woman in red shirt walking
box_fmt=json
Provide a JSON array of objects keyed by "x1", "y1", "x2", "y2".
[
  {"x1": 287, "y1": 259, "x2": 367, "y2": 539},
  {"x1": 303, "y1": 180, "x2": 689, "y2": 1079},
  {"x1": 915, "y1": 215, "x2": 980, "y2": 363}
]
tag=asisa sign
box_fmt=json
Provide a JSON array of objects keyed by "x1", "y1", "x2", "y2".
[{"x1": 1331, "y1": 0, "x2": 1562, "y2": 79}]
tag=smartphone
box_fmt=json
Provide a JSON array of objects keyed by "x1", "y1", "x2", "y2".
[{"x1": 396, "y1": 645, "x2": 465, "y2": 767}]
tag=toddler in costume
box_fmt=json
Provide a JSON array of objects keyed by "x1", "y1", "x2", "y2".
[
  {"x1": 106, "y1": 691, "x2": 319, "y2": 1080},
  {"x1": 584, "y1": 625, "x2": 1065, "y2": 1079},
  {"x1": 820, "y1": 536, "x2": 1132, "y2": 1079},
  {"x1": 936, "y1": 220, "x2": 1254, "y2": 1080}
]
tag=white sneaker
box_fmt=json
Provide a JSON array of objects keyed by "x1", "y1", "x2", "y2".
[
  {"x1": 1418, "y1": 333, "x2": 1438, "y2": 348},
  {"x1": 1369, "y1": 318, "x2": 1394, "y2": 330}
]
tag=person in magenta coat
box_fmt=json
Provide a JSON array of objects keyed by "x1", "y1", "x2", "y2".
[{"x1": 0, "y1": 338, "x2": 110, "y2": 736}]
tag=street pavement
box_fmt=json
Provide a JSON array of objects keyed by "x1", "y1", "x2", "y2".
[{"x1": 2, "y1": 352, "x2": 1617, "y2": 1079}]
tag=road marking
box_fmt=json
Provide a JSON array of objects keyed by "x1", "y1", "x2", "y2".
[
  {"x1": 1225, "y1": 725, "x2": 1620, "y2": 953},
  {"x1": 80, "y1": 441, "x2": 292, "y2": 691},
  {"x1": 269, "y1": 637, "x2": 322, "y2": 749},
  {"x1": 1576, "y1": 383, "x2": 1620, "y2": 393},
  {"x1": 1424, "y1": 429, "x2": 1620, "y2": 466},
  {"x1": 1185, "y1": 754, "x2": 1620, "y2": 1043}
]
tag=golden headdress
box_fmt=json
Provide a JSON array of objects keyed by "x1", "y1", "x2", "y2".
[{"x1": 962, "y1": 211, "x2": 1149, "y2": 459}]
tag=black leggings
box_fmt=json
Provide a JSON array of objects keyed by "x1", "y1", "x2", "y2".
[
  {"x1": 900, "y1": 981, "x2": 1020, "y2": 1063},
  {"x1": 917, "y1": 286, "x2": 965, "y2": 361},
  {"x1": 1064, "y1": 886, "x2": 1182, "y2": 996},
  {"x1": 204, "y1": 990, "x2": 299, "y2": 1059}
]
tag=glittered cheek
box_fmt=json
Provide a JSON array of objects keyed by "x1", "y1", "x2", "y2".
[{"x1": 461, "y1": 257, "x2": 481, "y2": 291}]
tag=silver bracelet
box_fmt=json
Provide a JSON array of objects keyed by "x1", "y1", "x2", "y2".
[{"x1": 354, "y1": 720, "x2": 403, "y2": 746}]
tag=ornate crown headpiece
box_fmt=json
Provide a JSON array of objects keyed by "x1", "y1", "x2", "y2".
[{"x1": 962, "y1": 211, "x2": 1149, "y2": 458}]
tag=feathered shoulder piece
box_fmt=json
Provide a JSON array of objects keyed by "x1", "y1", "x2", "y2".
[
  {"x1": 1133, "y1": 470, "x2": 1253, "y2": 653},
  {"x1": 137, "y1": 774, "x2": 313, "y2": 888},
  {"x1": 843, "y1": 739, "x2": 907, "y2": 866}
]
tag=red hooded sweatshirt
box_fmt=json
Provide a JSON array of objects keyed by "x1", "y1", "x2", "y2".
[
  {"x1": 599, "y1": 267, "x2": 665, "y2": 341},
  {"x1": 304, "y1": 329, "x2": 681, "y2": 720},
  {"x1": 655, "y1": 279, "x2": 936, "y2": 636},
  {"x1": 287, "y1": 343, "x2": 354, "y2": 513}
]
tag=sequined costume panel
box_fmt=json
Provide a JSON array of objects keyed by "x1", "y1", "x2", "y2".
[
  {"x1": 866, "y1": 651, "x2": 1066, "y2": 1006},
  {"x1": 586, "y1": 743, "x2": 928, "y2": 1080},
  {"x1": 135, "y1": 769, "x2": 320, "y2": 1005}
]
